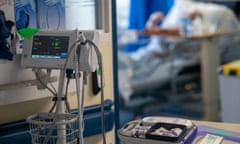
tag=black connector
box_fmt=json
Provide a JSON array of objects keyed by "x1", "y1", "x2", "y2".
[
  {"x1": 66, "y1": 69, "x2": 81, "y2": 79},
  {"x1": 66, "y1": 69, "x2": 74, "y2": 78}
]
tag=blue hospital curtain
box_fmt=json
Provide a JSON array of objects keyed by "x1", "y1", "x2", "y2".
[{"x1": 125, "y1": 0, "x2": 174, "y2": 52}]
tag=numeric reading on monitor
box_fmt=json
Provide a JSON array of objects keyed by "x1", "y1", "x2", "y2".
[
  {"x1": 32, "y1": 36, "x2": 69, "y2": 59},
  {"x1": 22, "y1": 30, "x2": 78, "y2": 69}
]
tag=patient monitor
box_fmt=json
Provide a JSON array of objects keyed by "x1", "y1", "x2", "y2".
[
  {"x1": 22, "y1": 30, "x2": 77, "y2": 69},
  {"x1": 21, "y1": 29, "x2": 99, "y2": 71}
]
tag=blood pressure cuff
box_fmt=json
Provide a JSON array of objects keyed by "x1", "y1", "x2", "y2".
[{"x1": 0, "y1": 10, "x2": 14, "y2": 61}]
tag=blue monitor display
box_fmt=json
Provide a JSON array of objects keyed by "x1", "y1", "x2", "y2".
[
  {"x1": 31, "y1": 36, "x2": 69, "y2": 59},
  {"x1": 22, "y1": 30, "x2": 78, "y2": 69}
]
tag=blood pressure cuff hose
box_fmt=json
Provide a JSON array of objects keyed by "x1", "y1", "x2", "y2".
[{"x1": 0, "y1": 10, "x2": 14, "y2": 61}]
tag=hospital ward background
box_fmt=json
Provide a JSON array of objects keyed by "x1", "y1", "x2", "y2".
[
  {"x1": 116, "y1": 0, "x2": 240, "y2": 127},
  {"x1": 1, "y1": 0, "x2": 240, "y2": 144}
]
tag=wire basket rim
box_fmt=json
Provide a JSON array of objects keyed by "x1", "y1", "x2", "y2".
[{"x1": 26, "y1": 112, "x2": 78, "y2": 125}]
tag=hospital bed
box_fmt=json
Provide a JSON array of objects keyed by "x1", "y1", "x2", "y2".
[
  {"x1": 118, "y1": 34, "x2": 240, "y2": 102},
  {"x1": 118, "y1": 38, "x2": 200, "y2": 104},
  {"x1": 117, "y1": 0, "x2": 240, "y2": 107}
]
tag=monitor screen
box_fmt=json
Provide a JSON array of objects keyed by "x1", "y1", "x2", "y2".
[
  {"x1": 31, "y1": 36, "x2": 69, "y2": 59},
  {"x1": 21, "y1": 29, "x2": 97, "y2": 70},
  {"x1": 22, "y1": 29, "x2": 78, "y2": 69}
]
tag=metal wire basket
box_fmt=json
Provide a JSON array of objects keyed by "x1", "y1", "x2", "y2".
[{"x1": 26, "y1": 112, "x2": 79, "y2": 144}]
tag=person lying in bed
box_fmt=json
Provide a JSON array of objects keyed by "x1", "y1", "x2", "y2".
[
  {"x1": 140, "y1": 0, "x2": 240, "y2": 57},
  {"x1": 118, "y1": 0, "x2": 240, "y2": 101}
]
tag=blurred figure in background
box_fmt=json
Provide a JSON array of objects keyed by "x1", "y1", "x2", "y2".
[{"x1": 118, "y1": 0, "x2": 240, "y2": 102}]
